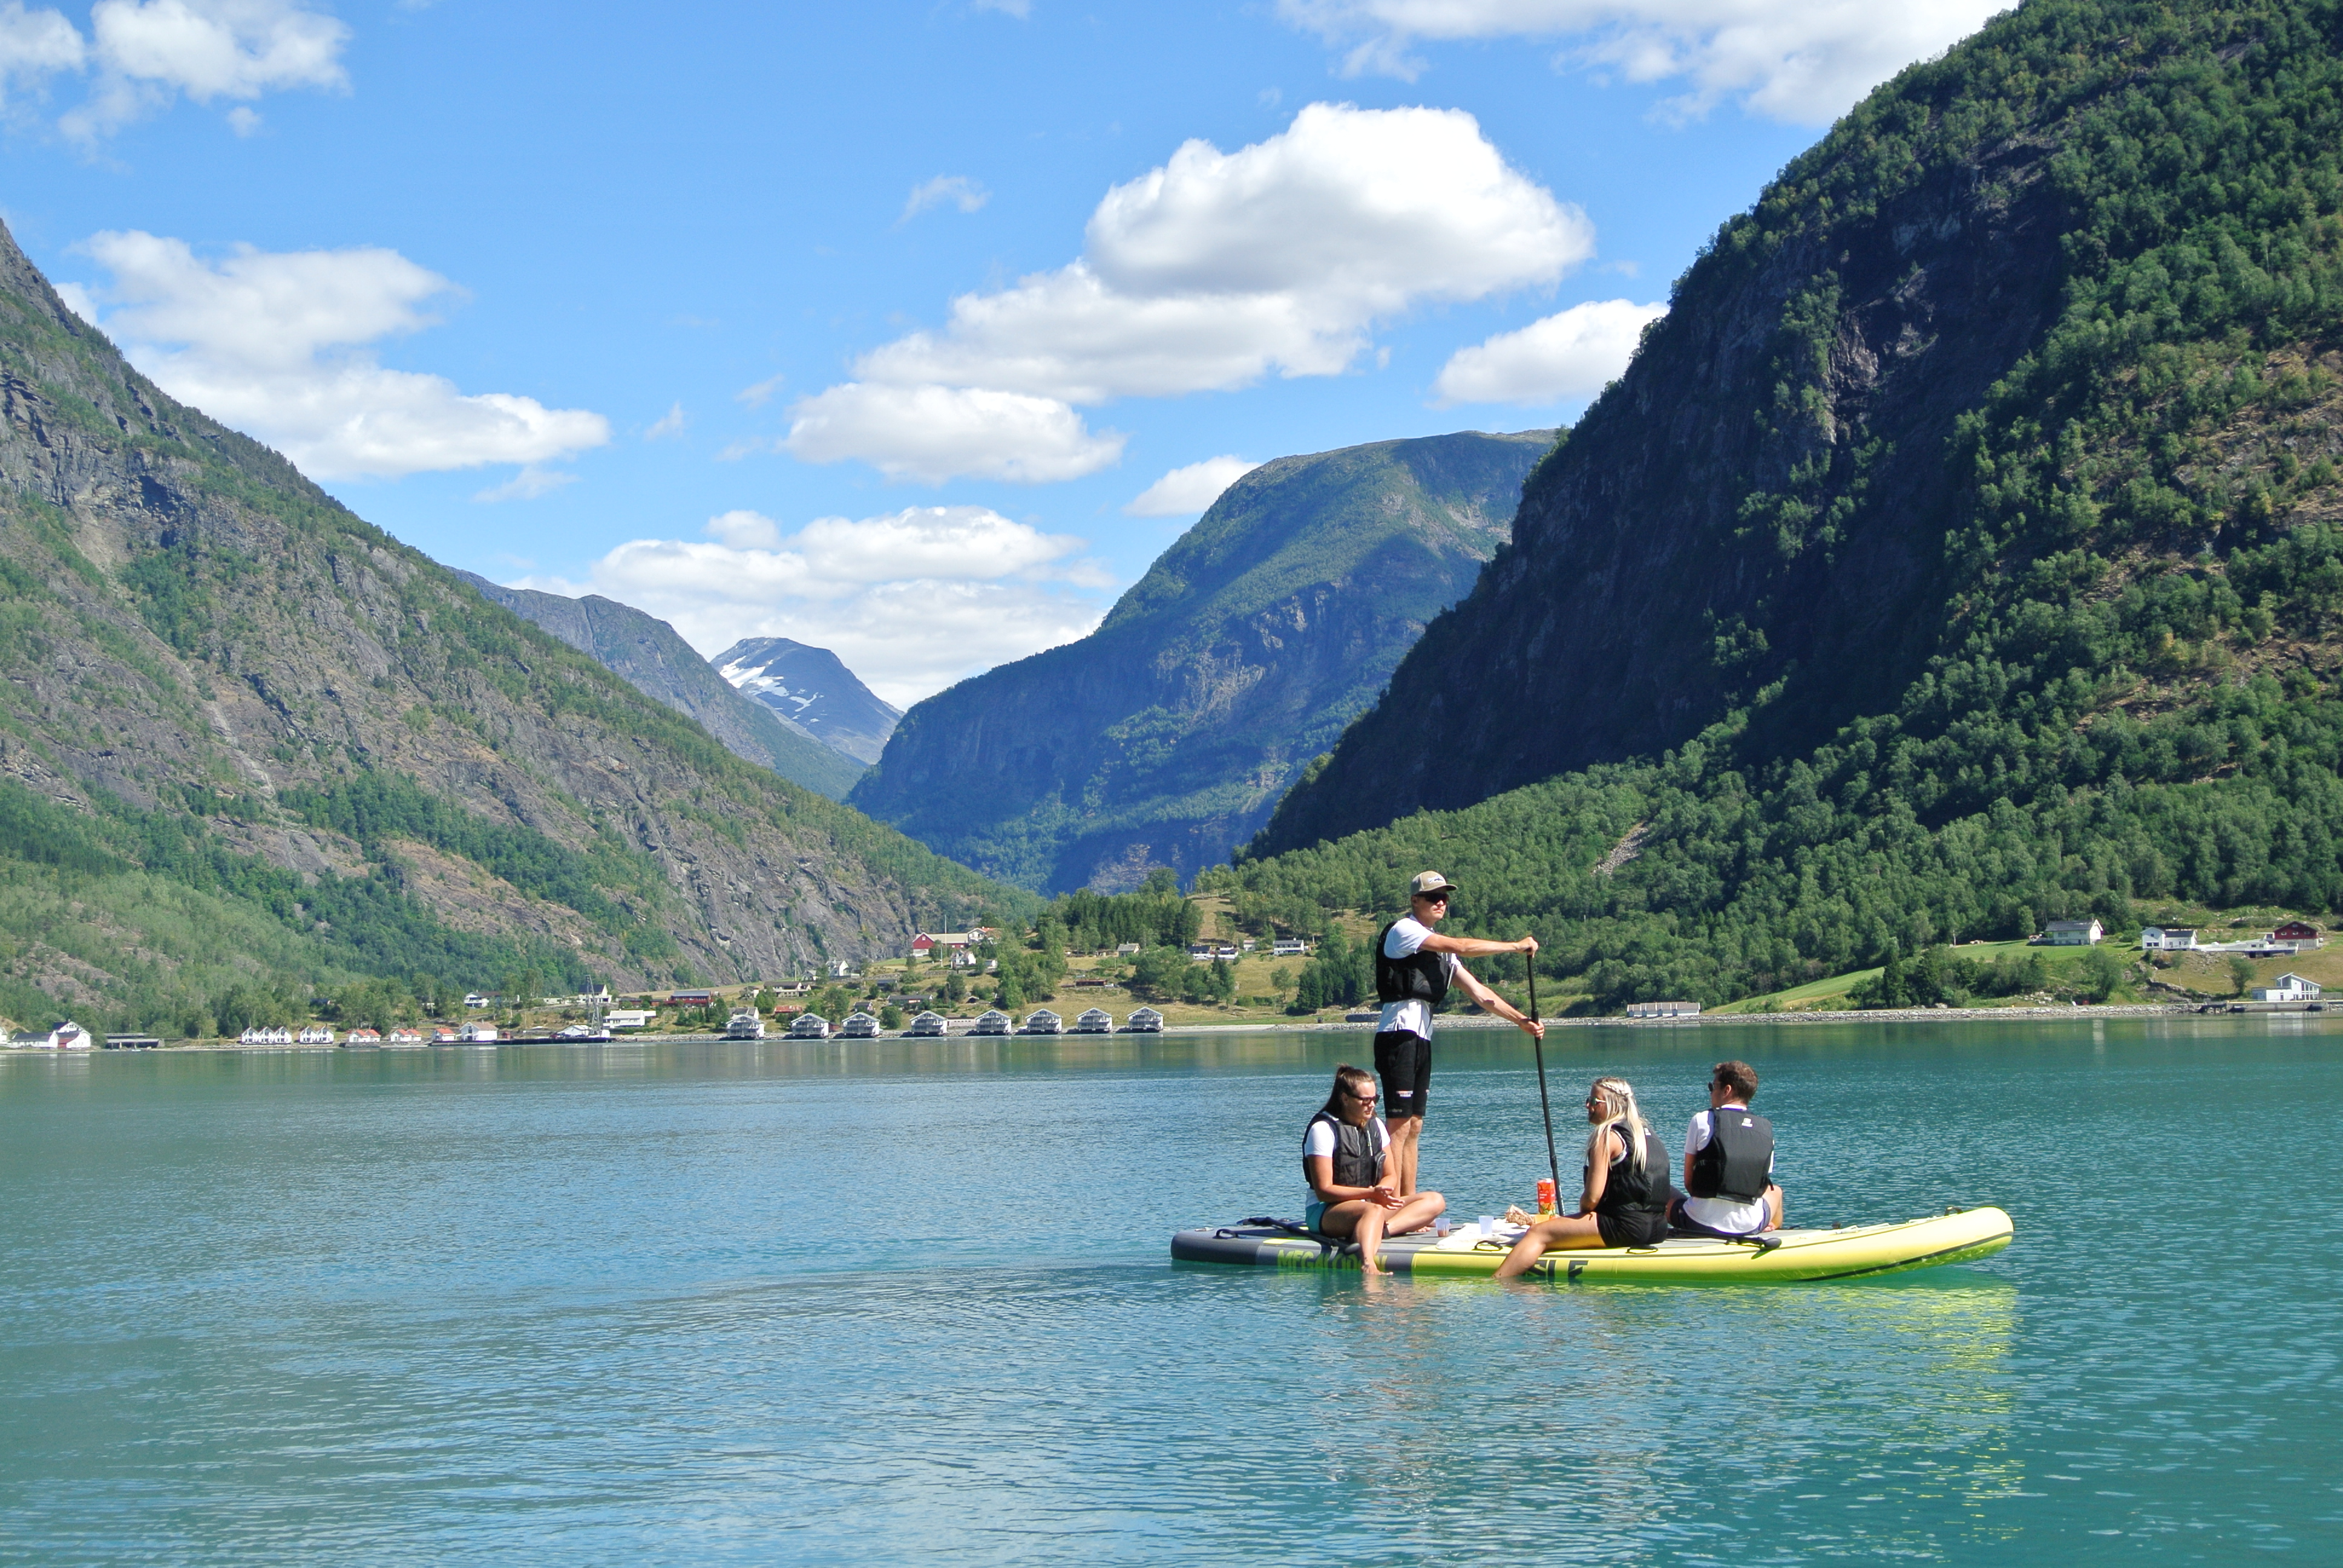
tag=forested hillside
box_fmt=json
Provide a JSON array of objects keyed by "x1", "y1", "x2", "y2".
[
  {"x1": 0, "y1": 220, "x2": 1024, "y2": 1037},
  {"x1": 850, "y1": 430, "x2": 1549, "y2": 893},
  {"x1": 1228, "y1": 0, "x2": 2343, "y2": 1008}
]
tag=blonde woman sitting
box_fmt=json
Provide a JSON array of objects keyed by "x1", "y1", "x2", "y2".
[{"x1": 1493, "y1": 1076, "x2": 1673, "y2": 1279}]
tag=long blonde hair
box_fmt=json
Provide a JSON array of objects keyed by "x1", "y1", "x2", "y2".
[{"x1": 1587, "y1": 1076, "x2": 1650, "y2": 1174}]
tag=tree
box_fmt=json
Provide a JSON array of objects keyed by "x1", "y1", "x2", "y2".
[
  {"x1": 1128, "y1": 945, "x2": 1188, "y2": 1000},
  {"x1": 2081, "y1": 945, "x2": 2128, "y2": 1004},
  {"x1": 2229, "y1": 954, "x2": 2256, "y2": 998}
]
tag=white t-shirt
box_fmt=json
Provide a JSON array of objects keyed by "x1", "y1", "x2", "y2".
[
  {"x1": 1303, "y1": 1113, "x2": 1389, "y2": 1203},
  {"x1": 1681, "y1": 1106, "x2": 1776, "y2": 1233},
  {"x1": 1376, "y1": 916, "x2": 1458, "y2": 1037}
]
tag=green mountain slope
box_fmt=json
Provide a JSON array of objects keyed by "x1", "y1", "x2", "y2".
[
  {"x1": 453, "y1": 572, "x2": 865, "y2": 800},
  {"x1": 0, "y1": 220, "x2": 1026, "y2": 1037},
  {"x1": 1226, "y1": 0, "x2": 2343, "y2": 1007},
  {"x1": 848, "y1": 430, "x2": 1551, "y2": 893}
]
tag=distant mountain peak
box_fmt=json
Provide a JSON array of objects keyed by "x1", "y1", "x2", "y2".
[
  {"x1": 450, "y1": 573, "x2": 863, "y2": 801},
  {"x1": 845, "y1": 427, "x2": 1553, "y2": 893},
  {"x1": 715, "y1": 638, "x2": 901, "y2": 767}
]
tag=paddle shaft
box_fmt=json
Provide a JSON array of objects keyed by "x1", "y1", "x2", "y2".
[{"x1": 1527, "y1": 954, "x2": 1562, "y2": 1203}]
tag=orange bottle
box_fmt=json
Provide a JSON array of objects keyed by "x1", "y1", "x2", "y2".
[{"x1": 1536, "y1": 1178, "x2": 1558, "y2": 1216}]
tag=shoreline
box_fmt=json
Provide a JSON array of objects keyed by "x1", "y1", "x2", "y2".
[{"x1": 29, "y1": 998, "x2": 2319, "y2": 1054}]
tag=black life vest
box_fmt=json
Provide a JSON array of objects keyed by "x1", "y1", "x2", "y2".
[
  {"x1": 1687, "y1": 1105, "x2": 1775, "y2": 1201},
  {"x1": 1591, "y1": 1125, "x2": 1672, "y2": 1218},
  {"x1": 1308, "y1": 1110, "x2": 1384, "y2": 1191},
  {"x1": 1374, "y1": 921, "x2": 1452, "y2": 1007}
]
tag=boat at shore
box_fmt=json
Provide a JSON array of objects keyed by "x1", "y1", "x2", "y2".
[{"x1": 1172, "y1": 1207, "x2": 2013, "y2": 1284}]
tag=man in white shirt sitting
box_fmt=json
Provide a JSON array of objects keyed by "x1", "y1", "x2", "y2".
[{"x1": 1671, "y1": 1059, "x2": 1785, "y2": 1238}]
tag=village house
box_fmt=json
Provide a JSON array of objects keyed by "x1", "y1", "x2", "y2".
[
  {"x1": 909, "y1": 931, "x2": 976, "y2": 957},
  {"x1": 2037, "y1": 919, "x2": 2104, "y2": 946},
  {"x1": 463, "y1": 993, "x2": 492, "y2": 1008},
  {"x1": 1270, "y1": 938, "x2": 1311, "y2": 957},
  {"x1": 2274, "y1": 921, "x2": 2324, "y2": 946},
  {"x1": 1627, "y1": 1001, "x2": 1702, "y2": 1018},
  {"x1": 2252, "y1": 973, "x2": 2323, "y2": 1003},
  {"x1": 2140, "y1": 927, "x2": 2200, "y2": 951},
  {"x1": 604, "y1": 1010, "x2": 655, "y2": 1029}
]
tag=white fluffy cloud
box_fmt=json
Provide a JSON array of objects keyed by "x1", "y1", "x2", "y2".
[
  {"x1": 1124, "y1": 456, "x2": 1260, "y2": 517},
  {"x1": 3, "y1": 0, "x2": 348, "y2": 137},
  {"x1": 1278, "y1": 0, "x2": 2006, "y2": 123},
  {"x1": 784, "y1": 382, "x2": 1125, "y2": 484},
  {"x1": 900, "y1": 174, "x2": 991, "y2": 222},
  {"x1": 0, "y1": 2, "x2": 86, "y2": 99},
  {"x1": 540, "y1": 506, "x2": 1113, "y2": 705},
  {"x1": 788, "y1": 102, "x2": 1589, "y2": 483},
  {"x1": 65, "y1": 229, "x2": 609, "y2": 483},
  {"x1": 1434, "y1": 297, "x2": 1665, "y2": 404}
]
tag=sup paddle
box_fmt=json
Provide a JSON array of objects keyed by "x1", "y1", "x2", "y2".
[{"x1": 1527, "y1": 952, "x2": 1562, "y2": 1205}]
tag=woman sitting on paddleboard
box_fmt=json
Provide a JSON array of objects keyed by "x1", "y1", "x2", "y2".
[
  {"x1": 1303, "y1": 1064, "x2": 1447, "y2": 1274},
  {"x1": 1493, "y1": 1076, "x2": 1672, "y2": 1279}
]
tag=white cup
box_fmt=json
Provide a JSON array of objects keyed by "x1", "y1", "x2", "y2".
[{"x1": 1477, "y1": 1215, "x2": 1496, "y2": 1239}]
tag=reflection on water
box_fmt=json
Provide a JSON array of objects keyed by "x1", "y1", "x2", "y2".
[{"x1": 3, "y1": 1019, "x2": 2340, "y2": 1562}]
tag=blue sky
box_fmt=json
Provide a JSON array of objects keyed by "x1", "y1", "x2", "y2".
[{"x1": 1, "y1": 0, "x2": 1999, "y2": 704}]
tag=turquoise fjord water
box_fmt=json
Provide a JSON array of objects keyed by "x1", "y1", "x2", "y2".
[{"x1": 2, "y1": 1021, "x2": 2338, "y2": 1564}]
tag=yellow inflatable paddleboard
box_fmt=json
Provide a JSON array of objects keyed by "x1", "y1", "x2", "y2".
[{"x1": 1171, "y1": 1207, "x2": 2013, "y2": 1283}]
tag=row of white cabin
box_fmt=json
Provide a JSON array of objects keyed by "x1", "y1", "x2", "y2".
[
  {"x1": 234, "y1": 1022, "x2": 507, "y2": 1045},
  {"x1": 773, "y1": 1006, "x2": 1165, "y2": 1040}
]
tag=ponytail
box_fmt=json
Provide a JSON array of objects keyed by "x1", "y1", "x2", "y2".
[
  {"x1": 1587, "y1": 1076, "x2": 1650, "y2": 1174},
  {"x1": 1320, "y1": 1063, "x2": 1375, "y2": 1119}
]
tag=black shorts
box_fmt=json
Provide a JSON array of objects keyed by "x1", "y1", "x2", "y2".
[
  {"x1": 1373, "y1": 1029, "x2": 1432, "y2": 1120},
  {"x1": 1596, "y1": 1207, "x2": 1670, "y2": 1248}
]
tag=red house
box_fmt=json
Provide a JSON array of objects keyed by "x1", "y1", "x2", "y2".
[{"x1": 2275, "y1": 921, "x2": 2322, "y2": 942}]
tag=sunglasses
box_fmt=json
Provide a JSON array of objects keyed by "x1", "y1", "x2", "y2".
[{"x1": 1346, "y1": 1088, "x2": 1379, "y2": 1103}]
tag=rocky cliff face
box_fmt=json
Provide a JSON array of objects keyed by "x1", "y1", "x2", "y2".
[
  {"x1": 1258, "y1": 39, "x2": 2076, "y2": 851},
  {"x1": 715, "y1": 637, "x2": 901, "y2": 766},
  {"x1": 454, "y1": 574, "x2": 863, "y2": 799},
  {"x1": 0, "y1": 218, "x2": 1014, "y2": 1018},
  {"x1": 848, "y1": 430, "x2": 1551, "y2": 892}
]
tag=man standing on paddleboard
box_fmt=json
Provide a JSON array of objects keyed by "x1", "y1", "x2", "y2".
[{"x1": 1374, "y1": 872, "x2": 1544, "y2": 1198}]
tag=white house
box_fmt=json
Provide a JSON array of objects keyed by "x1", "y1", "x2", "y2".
[
  {"x1": 1270, "y1": 938, "x2": 1311, "y2": 957},
  {"x1": 2141, "y1": 927, "x2": 2199, "y2": 951},
  {"x1": 2252, "y1": 973, "x2": 2322, "y2": 1002},
  {"x1": 1627, "y1": 1001, "x2": 1702, "y2": 1018},
  {"x1": 297, "y1": 1025, "x2": 335, "y2": 1045},
  {"x1": 464, "y1": 993, "x2": 492, "y2": 1008},
  {"x1": 2042, "y1": 919, "x2": 2105, "y2": 946},
  {"x1": 605, "y1": 1009, "x2": 655, "y2": 1029}
]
